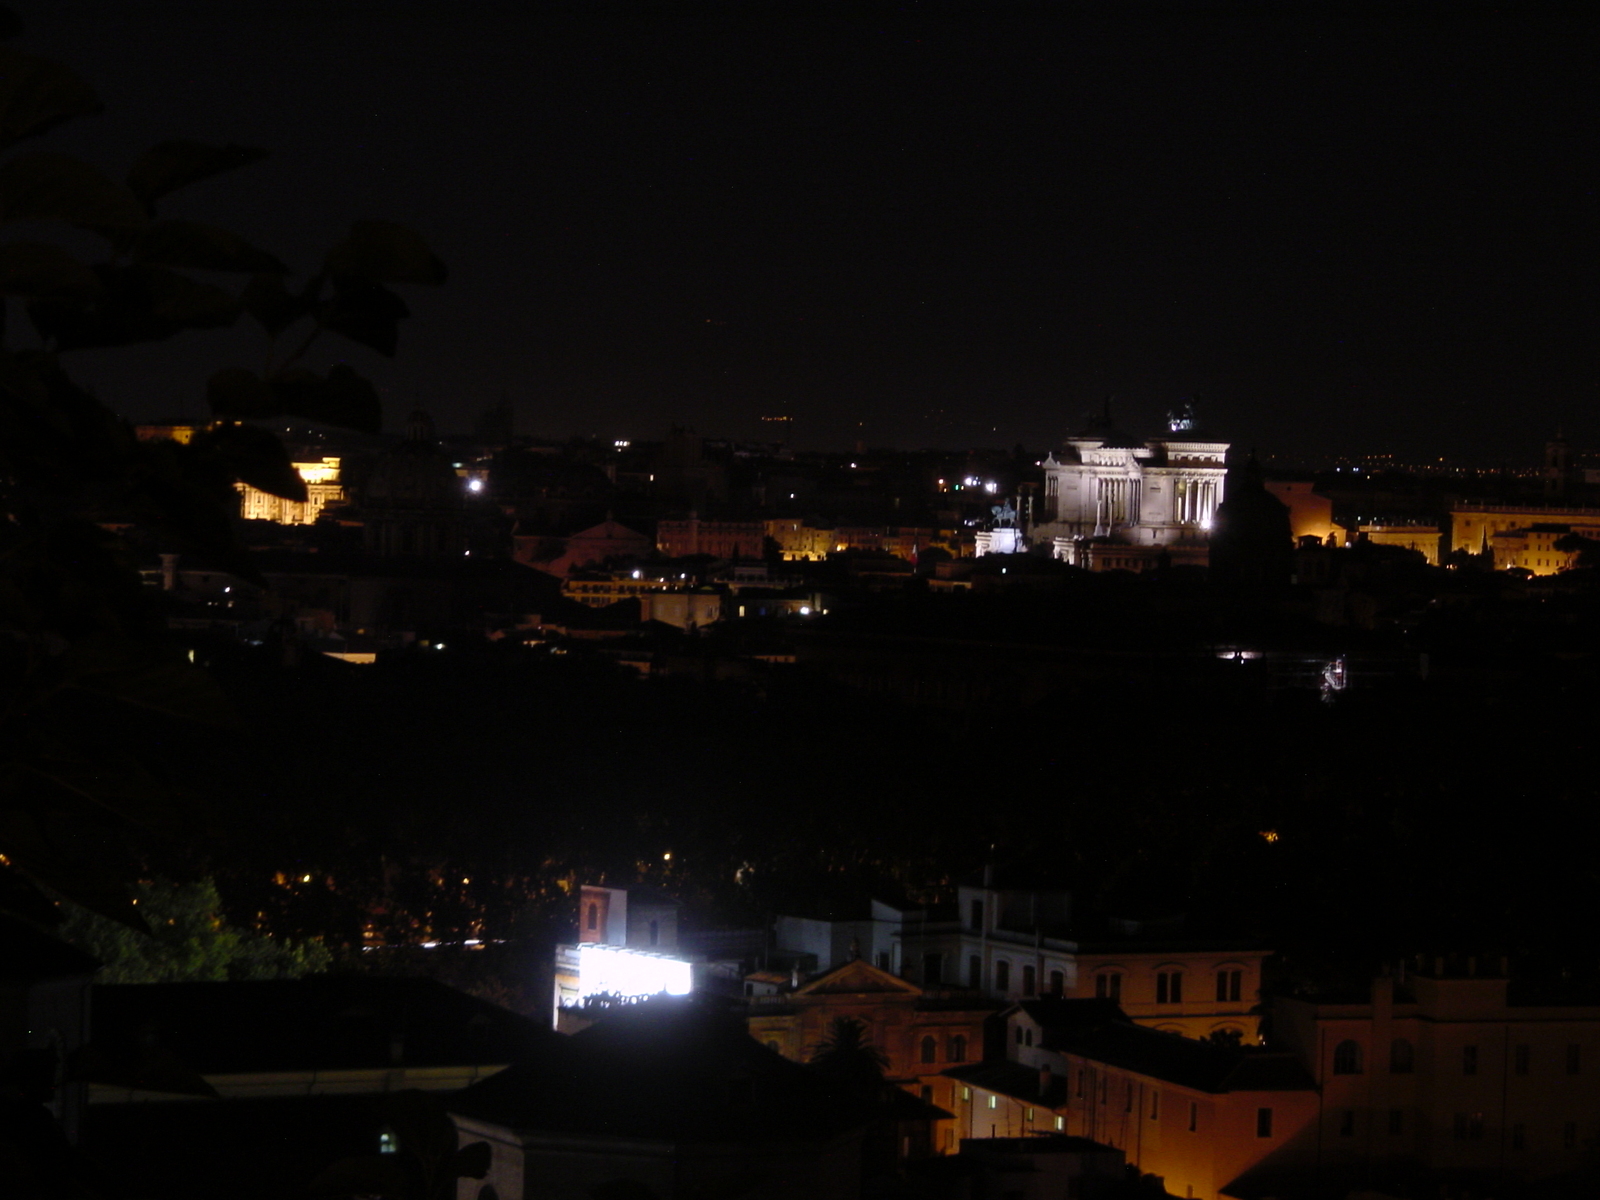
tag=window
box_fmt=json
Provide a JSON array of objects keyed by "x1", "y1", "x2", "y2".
[
  {"x1": 1055, "y1": 1116, "x2": 1065, "y2": 1132},
  {"x1": 1388, "y1": 1109, "x2": 1403, "y2": 1136},
  {"x1": 1150, "y1": 1092, "x2": 1160, "y2": 1120},
  {"x1": 1567, "y1": 1043, "x2": 1582, "y2": 1075},
  {"x1": 1389, "y1": 1038, "x2": 1414, "y2": 1073},
  {"x1": 961, "y1": 1086, "x2": 971, "y2": 1103},
  {"x1": 1022, "y1": 965, "x2": 1036, "y2": 996},
  {"x1": 923, "y1": 952, "x2": 943, "y2": 985},
  {"x1": 1514, "y1": 1044, "x2": 1529, "y2": 1075},
  {"x1": 1015, "y1": 1027, "x2": 1024, "y2": 1046},
  {"x1": 1025, "y1": 1107, "x2": 1035, "y2": 1122},
  {"x1": 1216, "y1": 969, "x2": 1243, "y2": 1003},
  {"x1": 1256, "y1": 1108, "x2": 1273, "y2": 1138},
  {"x1": 949, "y1": 1035, "x2": 967, "y2": 1061},
  {"x1": 921, "y1": 1036, "x2": 937, "y2": 1064},
  {"x1": 1453, "y1": 1113, "x2": 1484, "y2": 1142},
  {"x1": 969, "y1": 955, "x2": 982, "y2": 989},
  {"x1": 995, "y1": 961, "x2": 1010, "y2": 992},
  {"x1": 1157, "y1": 971, "x2": 1183, "y2": 1005},
  {"x1": 988, "y1": 1094, "x2": 997, "y2": 1110},
  {"x1": 1332, "y1": 1040, "x2": 1363, "y2": 1075},
  {"x1": 1188, "y1": 1102, "x2": 1197, "y2": 1132},
  {"x1": 970, "y1": 899, "x2": 984, "y2": 931},
  {"x1": 876, "y1": 951, "x2": 890, "y2": 970},
  {"x1": 1511, "y1": 1123, "x2": 1525, "y2": 1150},
  {"x1": 1049, "y1": 969, "x2": 1065, "y2": 996},
  {"x1": 1095, "y1": 973, "x2": 1122, "y2": 1001},
  {"x1": 585, "y1": 903, "x2": 598, "y2": 931},
  {"x1": 1025, "y1": 1028, "x2": 1034, "y2": 1047},
  {"x1": 1339, "y1": 1110, "x2": 1355, "y2": 1138},
  {"x1": 378, "y1": 1128, "x2": 398, "y2": 1155}
]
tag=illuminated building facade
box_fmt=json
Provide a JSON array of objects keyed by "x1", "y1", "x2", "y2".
[
  {"x1": 1358, "y1": 522, "x2": 1443, "y2": 564},
  {"x1": 935, "y1": 1000, "x2": 1318, "y2": 1197},
  {"x1": 656, "y1": 515, "x2": 765, "y2": 559},
  {"x1": 897, "y1": 876, "x2": 1266, "y2": 1042},
  {"x1": 747, "y1": 958, "x2": 993, "y2": 1093},
  {"x1": 236, "y1": 457, "x2": 347, "y2": 525},
  {"x1": 553, "y1": 885, "x2": 691, "y2": 1027},
  {"x1": 1272, "y1": 963, "x2": 1600, "y2": 1194},
  {"x1": 1031, "y1": 418, "x2": 1229, "y2": 568},
  {"x1": 1451, "y1": 504, "x2": 1600, "y2": 573}
]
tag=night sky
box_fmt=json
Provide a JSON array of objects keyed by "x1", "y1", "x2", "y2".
[{"x1": 24, "y1": 3, "x2": 1596, "y2": 462}]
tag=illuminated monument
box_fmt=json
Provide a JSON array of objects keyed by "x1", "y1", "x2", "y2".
[{"x1": 1031, "y1": 402, "x2": 1229, "y2": 570}]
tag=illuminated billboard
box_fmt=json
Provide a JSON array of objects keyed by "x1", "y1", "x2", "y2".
[{"x1": 577, "y1": 942, "x2": 692, "y2": 1002}]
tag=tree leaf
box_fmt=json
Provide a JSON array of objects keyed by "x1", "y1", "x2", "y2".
[
  {"x1": 0, "y1": 47, "x2": 101, "y2": 148},
  {"x1": 131, "y1": 220, "x2": 287, "y2": 274},
  {"x1": 0, "y1": 242, "x2": 102, "y2": 301},
  {"x1": 206, "y1": 366, "x2": 276, "y2": 421},
  {"x1": 28, "y1": 263, "x2": 240, "y2": 349},
  {"x1": 125, "y1": 140, "x2": 268, "y2": 208},
  {"x1": 318, "y1": 276, "x2": 408, "y2": 356},
  {"x1": 241, "y1": 271, "x2": 318, "y2": 337},
  {"x1": 197, "y1": 421, "x2": 308, "y2": 502},
  {"x1": 326, "y1": 220, "x2": 446, "y2": 285},
  {"x1": 316, "y1": 364, "x2": 384, "y2": 433},
  {"x1": 0, "y1": 151, "x2": 146, "y2": 231}
]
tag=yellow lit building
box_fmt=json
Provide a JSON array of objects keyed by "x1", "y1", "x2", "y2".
[
  {"x1": 1451, "y1": 504, "x2": 1600, "y2": 571},
  {"x1": 1358, "y1": 523, "x2": 1442, "y2": 565},
  {"x1": 237, "y1": 457, "x2": 346, "y2": 525}
]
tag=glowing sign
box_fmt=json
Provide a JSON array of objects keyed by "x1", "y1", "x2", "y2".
[{"x1": 577, "y1": 943, "x2": 691, "y2": 1002}]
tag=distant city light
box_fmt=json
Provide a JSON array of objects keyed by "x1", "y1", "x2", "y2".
[
  {"x1": 301, "y1": 874, "x2": 312, "y2": 883},
  {"x1": 467, "y1": 478, "x2": 484, "y2": 493},
  {"x1": 614, "y1": 439, "x2": 630, "y2": 448},
  {"x1": 985, "y1": 481, "x2": 999, "y2": 494},
  {"x1": 632, "y1": 569, "x2": 642, "y2": 579},
  {"x1": 1260, "y1": 830, "x2": 1280, "y2": 844}
]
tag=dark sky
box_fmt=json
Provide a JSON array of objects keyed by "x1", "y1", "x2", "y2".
[{"x1": 22, "y1": 2, "x2": 1597, "y2": 462}]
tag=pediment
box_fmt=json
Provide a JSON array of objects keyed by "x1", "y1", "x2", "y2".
[{"x1": 796, "y1": 959, "x2": 923, "y2": 997}]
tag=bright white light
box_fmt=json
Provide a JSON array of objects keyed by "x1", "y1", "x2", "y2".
[
  {"x1": 632, "y1": 569, "x2": 642, "y2": 579},
  {"x1": 436, "y1": 643, "x2": 446, "y2": 650},
  {"x1": 985, "y1": 481, "x2": 999, "y2": 494},
  {"x1": 467, "y1": 478, "x2": 484, "y2": 493},
  {"x1": 1199, "y1": 516, "x2": 1213, "y2": 531},
  {"x1": 577, "y1": 943, "x2": 691, "y2": 1001},
  {"x1": 799, "y1": 605, "x2": 811, "y2": 615}
]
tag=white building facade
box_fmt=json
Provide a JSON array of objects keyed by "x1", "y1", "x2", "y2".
[{"x1": 1033, "y1": 426, "x2": 1228, "y2": 568}]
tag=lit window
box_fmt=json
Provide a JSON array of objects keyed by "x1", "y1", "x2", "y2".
[
  {"x1": 379, "y1": 1129, "x2": 398, "y2": 1155},
  {"x1": 988, "y1": 1095, "x2": 997, "y2": 1110}
]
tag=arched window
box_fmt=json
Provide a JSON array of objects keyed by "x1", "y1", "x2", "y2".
[
  {"x1": 1049, "y1": 969, "x2": 1064, "y2": 996},
  {"x1": 949, "y1": 1035, "x2": 967, "y2": 1061},
  {"x1": 1333, "y1": 1040, "x2": 1363, "y2": 1075},
  {"x1": 585, "y1": 903, "x2": 598, "y2": 931},
  {"x1": 1095, "y1": 972, "x2": 1122, "y2": 1001},
  {"x1": 968, "y1": 955, "x2": 982, "y2": 989},
  {"x1": 995, "y1": 960, "x2": 1011, "y2": 992},
  {"x1": 1390, "y1": 1038, "x2": 1414, "y2": 1074},
  {"x1": 920, "y1": 1036, "x2": 938, "y2": 1064},
  {"x1": 1022, "y1": 965, "x2": 1036, "y2": 996}
]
